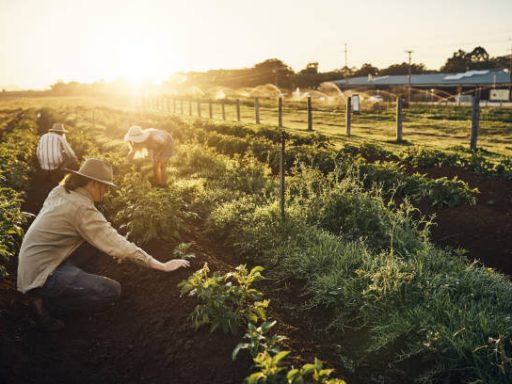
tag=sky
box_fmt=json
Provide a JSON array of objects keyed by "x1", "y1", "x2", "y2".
[{"x1": 0, "y1": 0, "x2": 511, "y2": 89}]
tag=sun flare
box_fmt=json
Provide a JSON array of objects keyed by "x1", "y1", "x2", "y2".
[{"x1": 112, "y1": 41, "x2": 169, "y2": 87}]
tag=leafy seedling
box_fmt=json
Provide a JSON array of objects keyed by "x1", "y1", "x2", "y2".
[{"x1": 172, "y1": 242, "x2": 196, "y2": 261}]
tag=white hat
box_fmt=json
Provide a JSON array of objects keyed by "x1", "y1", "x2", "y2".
[
  {"x1": 124, "y1": 125, "x2": 150, "y2": 143},
  {"x1": 49, "y1": 123, "x2": 68, "y2": 133},
  {"x1": 66, "y1": 158, "x2": 117, "y2": 187}
]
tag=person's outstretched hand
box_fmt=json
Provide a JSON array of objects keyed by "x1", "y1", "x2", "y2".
[{"x1": 149, "y1": 258, "x2": 190, "y2": 272}]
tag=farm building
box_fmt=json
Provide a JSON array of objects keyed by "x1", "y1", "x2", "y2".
[{"x1": 333, "y1": 69, "x2": 511, "y2": 101}]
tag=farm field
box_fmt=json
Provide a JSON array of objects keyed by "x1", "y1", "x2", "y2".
[
  {"x1": 1, "y1": 97, "x2": 512, "y2": 383},
  {"x1": 3, "y1": 94, "x2": 512, "y2": 155},
  {"x1": 144, "y1": 96, "x2": 512, "y2": 156}
]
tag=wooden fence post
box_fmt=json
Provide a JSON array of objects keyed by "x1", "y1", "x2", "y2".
[
  {"x1": 280, "y1": 131, "x2": 286, "y2": 220},
  {"x1": 255, "y1": 97, "x2": 260, "y2": 124},
  {"x1": 307, "y1": 95, "x2": 313, "y2": 131},
  {"x1": 345, "y1": 96, "x2": 352, "y2": 136},
  {"x1": 278, "y1": 97, "x2": 283, "y2": 128},
  {"x1": 236, "y1": 99, "x2": 241, "y2": 121},
  {"x1": 209, "y1": 100, "x2": 213, "y2": 119},
  {"x1": 470, "y1": 95, "x2": 480, "y2": 151},
  {"x1": 180, "y1": 99, "x2": 184, "y2": 114},
  {"x1": 396, "y1": 97, "x2": 403, "y2": 143},
  {"x1": 197, "y1": 100, "x2": 202, "y2": 117},
  {"x1": 221, "y1": 100, "x2": 226, "y2": 120},
  {"x1": 189, "y1": 99, "x2": 192, "y2": 116}
]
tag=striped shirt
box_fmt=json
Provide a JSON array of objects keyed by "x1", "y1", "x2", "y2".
[{"x1": 36, "y1": 133, "x2": 76, "y2": 171}]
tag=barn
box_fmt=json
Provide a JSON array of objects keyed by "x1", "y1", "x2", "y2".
[{"x1": 332, "y1": 69, "x2": 511, "y2": 102}]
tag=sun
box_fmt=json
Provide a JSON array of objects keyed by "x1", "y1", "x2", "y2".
[{"x1": 112, "y1": 40, "x2": 169, "y2": 87}]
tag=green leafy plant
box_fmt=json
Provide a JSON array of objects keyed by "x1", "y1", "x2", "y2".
[
  {"x1": 110, "y1": 172, "x2": 198, "y2": 244},
  {"x1": 287, "y1": 358, "x2": 346, "y2": 384},
  {"x1": 247, "y1": 352, "x2": 346, "y2": 384},
  {"x1": 232, "y1": 320, "x2": 287, "y2": 360},
  {"x1": 178, "y1": 263, "x2": 268, "y2": 334},
  {"x1": 246, "y1": 350, "x2": 290, "y2": 384},
  {"x1": 421, "y1": 176, "x2": 479, "y2": 207},
  {"x1": 172, "y1": 242, "x2": 196, "y2": 261}
]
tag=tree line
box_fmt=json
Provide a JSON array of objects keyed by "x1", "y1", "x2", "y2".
[
  {"x1": 176, "y1": 46, "x2": 510, "y2": 90},
  {"x1": 32, "y1": 46, "x2": 510, "y2": 96}
]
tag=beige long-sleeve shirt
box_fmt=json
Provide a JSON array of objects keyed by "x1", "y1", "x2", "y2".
[{"x1": 17, "y1": 185, "x2": 153, "y2": 293}]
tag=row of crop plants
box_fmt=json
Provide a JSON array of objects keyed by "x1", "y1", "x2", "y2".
[
  {"x1": 0, "y1": 110, "x2": 39, "y2": 278},
  {"x1": 180, "y1": 263, "x2": 347, "y2": 383},
  {"x1": 50, "y1": 106, "x2": 348, "y2": 382},
  {"x1": 168, "y1": 116, "x2": 512, "y2": 182},
  {"x1": 177, "y1": 119, "x2": 481, "y2": 208},
  {"x1": 54, "y1": 105, "x2": 512, "y2": 383}
]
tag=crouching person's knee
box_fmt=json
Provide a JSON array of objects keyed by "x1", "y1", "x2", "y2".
[
  {"x1": 102, "y1": 278, "x2": 122, "y2": 300},
  {"x1": 95, "y1": 277, "x2": 121, "y2": 308}
]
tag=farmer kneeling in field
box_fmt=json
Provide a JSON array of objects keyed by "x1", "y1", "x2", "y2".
[
  {"x1": 17, "y1": 158, "x2": 190, "y2": 331},
  {"x1": 124, "y1": 125, "x2": 175, "y2": 187}
]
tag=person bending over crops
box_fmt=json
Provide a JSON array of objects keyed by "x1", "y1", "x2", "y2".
[
  {"x1": 124, "y1": 125, "x2": 175, "y2": 187},
  {"x1": 36, "y1": 122, "x2": 79, "y2": 184},
  {"x1": 17, "y1": 158, "x2": 190, "y2": 331}
]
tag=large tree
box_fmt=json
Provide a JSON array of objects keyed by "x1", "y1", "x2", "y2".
[
  {"x1": 441, "y1": 47, "x2": 493, "y2": 72},
  {"x1": 353, "y1": 63, "x2": 379, "y2": 77},
  {"x1": 379, "y1": 62, "x2": 429, "y2": 76}
]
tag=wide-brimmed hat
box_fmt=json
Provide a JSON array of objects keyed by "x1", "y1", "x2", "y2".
[
  {"x1": 49, "y1": 123, "x2": 68, "y2": 133},
  {"x1": 66, "y1": 158, "x2": 117, "y2": 187},
  {"x1": 124, "y1": 125, "x2": 150, "y2": 143}
]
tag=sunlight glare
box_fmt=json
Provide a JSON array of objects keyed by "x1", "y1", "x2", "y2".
[{"x1": 113, "y1": 40, "x2": 169, "y2": 87}]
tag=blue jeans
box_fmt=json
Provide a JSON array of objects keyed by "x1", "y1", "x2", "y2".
[{"x1": 33, "y1": 244, "x2": 121, "y2": 314}]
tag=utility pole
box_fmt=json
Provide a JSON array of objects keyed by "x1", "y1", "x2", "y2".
[
  {"x1": 344, "y1": 43, "x2": 349, "y2": 86},
  {"x1": 405, "y1": 50, "x2": 414, "y2": 104}
]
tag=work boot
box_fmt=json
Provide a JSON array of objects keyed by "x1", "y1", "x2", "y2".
[{"x1": 31, "y1": 297, "x2": 65, "y2": 332}]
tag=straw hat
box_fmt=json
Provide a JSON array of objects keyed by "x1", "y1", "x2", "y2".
[
  {"x1": 49, "y1": 123, "x2": 68, "y2": 133},
  {"x1": 124, "y1": 125, "x2": 150, "y2": 143},
  {"x1": 66, "y1": 158, "x2": 117, "y2": 187}
]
